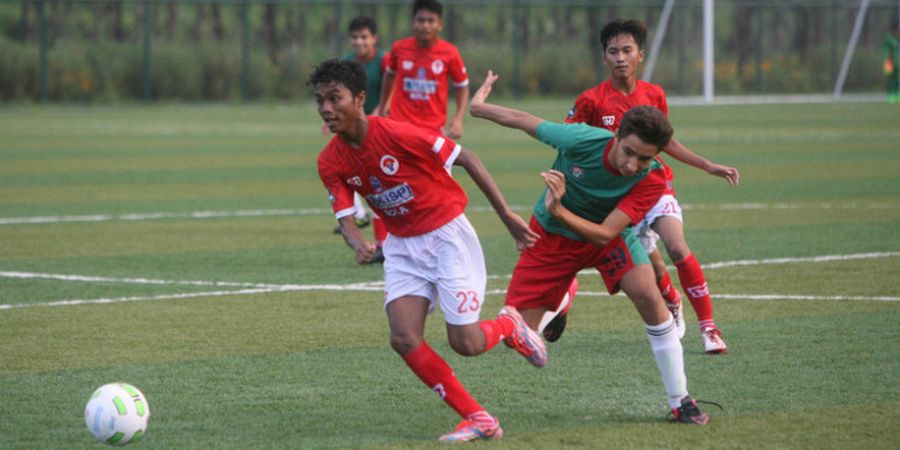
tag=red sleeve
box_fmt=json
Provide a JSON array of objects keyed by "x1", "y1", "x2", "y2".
[
  {"x1": 565, "y1": 92, "x2": 594, "y2": 124},
  {"x1": 380, "y1": 51, "x2": 390, "y2": 73},
  {"x1": 448, "y1": 47, "x2": 468, "y2": 87},
  {"x1": 317, "y1": 150, "x2": 356, "y2": 220},
  {"x1": 655, "y1": 86, "x2": 669, "y2": 116},
  {"x1": 615, "y1": 167, "x2": 666, "y2": 224},
  {"x1": 385, "y1": 42, "x2": 399, "y2": 73}
]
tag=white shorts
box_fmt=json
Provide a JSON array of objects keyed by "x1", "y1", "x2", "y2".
[
  {"x1": 382, "y1": 214, "x2": 486, "y2": 326},
  {"x1": 633, "y1": 194, "x2": 683, "y2": 255}
]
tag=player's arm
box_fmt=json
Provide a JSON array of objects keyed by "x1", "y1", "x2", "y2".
[
  {"x1": 541, "y1": 170, "x2": 630, "y2": 247},
  {"x1": 373, "y1": 70, "x2": 395, "y2": 117},
  {"x1": 469, "y1": 70, "x2": 543, "y2": 137},
  {"x1": 444, "y1": 84, "x2": 469, "y2": 140},
  {"x1": 454, "y1": 147, "x2": 539, "y2": 250},
  {"x1": 336, "y1": 216, "x2": 378, "y2": 264},
  {"x1": 663, "y1": 137, "x2": 740, "y2": 186}
]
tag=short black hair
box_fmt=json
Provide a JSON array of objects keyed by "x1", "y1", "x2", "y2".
[
  {"x1": 307, "y1": 59, "x2": 367, "y2": 98},
  {"x1": 618, "y1": 105, "x2": 673, "y2": 152},
  {"x1": 601, "y1": 19, "x2": 647, "y2": 51},
  {"x1": 348, "y1": 16, "x2": 377, "y2": 35},
  {"x1": 412, "y1": 0, "x2": 443, "y2": 17}
]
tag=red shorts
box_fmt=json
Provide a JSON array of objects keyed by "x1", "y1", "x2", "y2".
[{"x1": 505, "y1": 217, "x2": 640, "y2": 311}]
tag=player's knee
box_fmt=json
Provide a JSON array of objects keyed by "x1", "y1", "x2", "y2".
[
  {"x1": 390, "y1": 333, "x2": 422, "y2": 355},
  {"x1": 448, "y1": 335, "x2": 482, "y2": 356},
  {"x1": 665, "y1": 242, "x2": 692, "y2": 263}
]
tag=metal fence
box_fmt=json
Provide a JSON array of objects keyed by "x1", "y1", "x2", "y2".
[{"x1": 1, "y1": 0, "x2": 898, "y2": 102}]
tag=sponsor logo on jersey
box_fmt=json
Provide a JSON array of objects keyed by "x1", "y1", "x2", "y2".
[
  {"x1": 366, "y1": 182, "x2": 415, "y2": 209},
  {"x1": 369, "y1": 176, "x2": 383, "y2": 192},
  {"x1": 566, "y1": 106, "x2": 576, "y2": 118},
  {"x1": 403, "y1": 68, "x2": 437, "y2": 101},
  {"x1": 346, "y1": 176, "x2": 362, "y2": 186},
  {"x1": 380, "y1": 155, "x2": 399, "y2": 175},
  {"x1": 431, "y1": 59, "x2": 444, "y2": 75},
  {"x1": 402, "y1": 60, "x2": 413, "y2": 70},
  {"x1": 602, "y1": 115, "x2": 616, "y2": 127},
  {"x1": 571, "y1": 165, "x2": 585, "y2": 179}
]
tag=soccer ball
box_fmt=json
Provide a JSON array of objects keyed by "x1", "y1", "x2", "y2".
[{"x1": 84, "y1": 383, "x2": 150, "y2": 445}]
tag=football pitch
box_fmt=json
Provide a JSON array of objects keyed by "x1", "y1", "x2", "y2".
[{"x1": 1, "y1": 101, "x2": 898, "y2": 449}]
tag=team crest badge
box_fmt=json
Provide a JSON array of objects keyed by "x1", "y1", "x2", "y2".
[
  {"x1": 602, "y1": 115, "x2": 615, "y2": 127},
  {"x1": 327, "y1": 191, "x2": 335, "y2": 204},
  {"x1": 380, "y1": 155, "x2": 399, "y2": 175},
  {"x1": 566, "y1": 106, "x2": 576, "y2": 118},
  {"x1": 431, "y1": 60, "x2": 445, "y2": 75},
  {"x1": 571, "y1": 166, "x2": 585, "y2": 179},
  {"x1": 402, "y1": 60, "x2": 414, "y2": 70}
]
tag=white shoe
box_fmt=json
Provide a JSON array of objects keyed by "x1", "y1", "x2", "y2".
[{"x1": 701, "y1": 326, "x2": 727, "y2": 354}]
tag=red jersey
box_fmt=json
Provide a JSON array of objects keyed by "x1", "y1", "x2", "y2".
[
  {"x1": 317, "y1": 116, "x2": 467, "y2": 237},
  {"x1": 385, "y1": 37, "x2": 469, "y2": 134},
  {"x1": 566, "y1": 79, "x2": 675, "y2": 195}
]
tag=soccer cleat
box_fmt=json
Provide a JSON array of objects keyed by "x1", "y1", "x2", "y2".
[
  {"x1": 701, "y1": 326, "x2": 727, "y2": 354},
  {"x1": 438, "y1": 417, "x2": 503, "y2": 442},
  {"x1": 500, "y1": 306, "x2": 548, "y2": 368},
  {"x1": 670, "y1": 396, "x2": 710, "y2": 425},
  {"x1": 541, "y1": 278, "x2": 578, "y2": 343},
  {"x1": 666, "y1": 291, "x2": 686, "y2": 340}
]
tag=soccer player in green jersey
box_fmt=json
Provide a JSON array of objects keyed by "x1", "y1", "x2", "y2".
[{"x1": 470, "y1": 71, "x2": 711, "y2": 424}]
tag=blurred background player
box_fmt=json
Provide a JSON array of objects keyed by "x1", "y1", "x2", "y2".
[
  {"x1": 552, "y1": 19, "x2": 740, "y2": 354},
  {"x1": 373, "y1": 0, "x2": 469, "y2": 139},
  {"x1": 311, "y1": 59, "x2": 544, "y2": 441},
  {"x1": 326, "y1": 16, "x2": 390, "y2": 261},
  {"x1": 885, "y1": 24, "x2": 899, "y2": 104},
  {"x1": 470, "y1": 71, "x2": 711, "y2": 425}
]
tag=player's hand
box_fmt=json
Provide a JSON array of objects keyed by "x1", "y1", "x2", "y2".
[
  {"x1": 354, "y1": 241, "x2": 378, "y2": 265},
  {"x1": 444, "y1": 118, "x2": 464, "y2": 140},
  {"x1": 541, "y1": 170, "x2": 567, "y2": 214},
  {"x1": 500, "y1": 211, "x2": 539, "y2": 251},
  {"x1": 706, "y1": 163, "x2": 740, "y2": 186},
  {"x1": 469, "y1": 70, "x2": 499, "y2": 114}
]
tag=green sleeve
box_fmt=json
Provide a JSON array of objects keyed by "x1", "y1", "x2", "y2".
[{"x1": 535, "y1": 121, "x2": 615, "y2": 158}]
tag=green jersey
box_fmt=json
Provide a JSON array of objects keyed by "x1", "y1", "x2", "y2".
[
  {"x1": 532, "y1": 121, "x2": 664, "y2": 242},
  {"x1": 342, "y1": 49, "x2": 387, "y2": 114}
]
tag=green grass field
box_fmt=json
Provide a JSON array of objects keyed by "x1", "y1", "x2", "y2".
[{"x1": 1, "y1": 101, "x2": 899, "y2": 449}]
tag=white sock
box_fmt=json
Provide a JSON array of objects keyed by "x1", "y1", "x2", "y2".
[{"x1": 646, "y1": 315, "x2": 689, "y2": 409}]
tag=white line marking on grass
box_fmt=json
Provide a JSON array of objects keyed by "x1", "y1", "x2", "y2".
[
  {"x1": 2, "y1": 202, "x2": 895, "y2": 226},
  {"x1": 3, "y1": 251, "x2": 896, "y2": 310}
]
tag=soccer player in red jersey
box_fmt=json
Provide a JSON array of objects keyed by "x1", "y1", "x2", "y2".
[
  {"x1": 311, "y1": 59, "x2": 545, "y2": 442},
  {"x1": 555, "y1": 19, "x2": 740, "y2": 354},
  {"x1": 470, "y1": 71, "x2": 712, "y2": 425},
  {"x1": 373, "y1": 0, "x2": 469, "y2": 139}
]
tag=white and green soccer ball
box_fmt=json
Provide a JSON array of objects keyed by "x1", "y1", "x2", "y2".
[{"x1": 84, "y1": 383, "x2": 150, "y2": 445}]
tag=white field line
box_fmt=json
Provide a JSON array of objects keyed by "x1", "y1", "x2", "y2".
[
  {"x1": 1, "y1": 202, "x2": 896, "y2": 226},
  {"x1": 1, "y1": 251, "x2": 897, "y2": 310}
]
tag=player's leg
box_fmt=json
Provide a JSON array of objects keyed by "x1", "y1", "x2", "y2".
[
  {"x1": 653, "y1": 215, "x2": 727, "y2": 354},
  {"x1": 386, "y1": 296, "x2": 501, "y2": 441},
  {"x1": 642, "y1": 228, "x2": 685, "y2": 339},
  {"x1": 435, "y1": 214, "x2": 546, "y2": 367},
  {"x1": 596, "y1": 235, "x2": 708, "y2": 424},
  {"x1": 383, "y1": 230, "x2": 502, "y2": 441}
]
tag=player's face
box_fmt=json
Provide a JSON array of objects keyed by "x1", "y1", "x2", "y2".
[
  {"x1": 349, "y1": 28, "x2": 377, "y2": 59},
  {"x1": 611, "y1": 134, "x2": 659, "y2": 176},
  {"x1": 314, "y1": 81, "x2": 364, "y2": 134},
  {"x1": 412, "y1": 10, "x2": 442, "y2": 45},
  {"x1": 604, "y1": 33, "x2": 644, "y2": 80}
]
